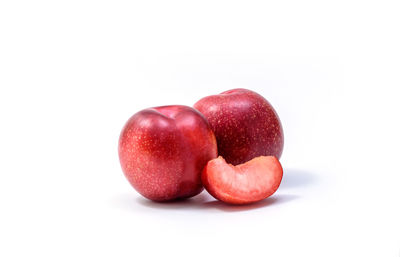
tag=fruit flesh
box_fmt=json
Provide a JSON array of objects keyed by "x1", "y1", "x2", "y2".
[
  {"x1": 201, "y1": 156, "x2": 283, "y2": 204},
  {"x1": 194, "y1": 88, "x2": 284, "y2": 165},
  {"x1": 118, "y1": 105, "x2": 217, "y2": 201}
]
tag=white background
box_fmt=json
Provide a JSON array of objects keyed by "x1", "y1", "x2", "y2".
[{"x1": 1, "y1": 1, "x2": 399, "y2": 256}]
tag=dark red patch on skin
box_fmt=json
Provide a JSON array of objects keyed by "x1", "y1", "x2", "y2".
[
  {"x1": 118, "y1": 105, "x2": 218, "y2": 201},
  {"x1": 194, "y1": 88, "x2": 284, "y2": 165}
]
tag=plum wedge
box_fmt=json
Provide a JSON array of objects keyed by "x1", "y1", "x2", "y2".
[{"x1": 201, "y1": 156, "x2": 283, "y2": 204}]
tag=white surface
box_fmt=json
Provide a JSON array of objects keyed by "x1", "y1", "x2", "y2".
[{"x1": 1, "y1": 1, "x2": 400, "y2": 256}]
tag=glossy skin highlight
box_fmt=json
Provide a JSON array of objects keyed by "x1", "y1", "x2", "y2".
[
  {"x1": 194, "y1": 88, "x2": 284, "y2": 165},
  {"x1": 201, "y1": 156, "x2": 283, "y2": 204},
  {"x1": 118, "y1": 105, "x2": 218, "y2": 201}
]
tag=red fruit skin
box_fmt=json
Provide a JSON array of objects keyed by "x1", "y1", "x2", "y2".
[
  {"x1": 201, "y1": 156, "x2": 283, "y2": 204},
  {"x1": 194, "y1": 88, "x2": 284, "y2": 165},
  {"x1": 118, "y1": 105, "x2": 218, "y2": 201}
]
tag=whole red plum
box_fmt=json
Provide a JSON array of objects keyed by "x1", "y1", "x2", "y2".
[
  {"x1": 194, "y1": 88, "x2": 283, "y2": 165},
  {"x1": 118, "y1": 105, "x2": 217, "y2": 201}
]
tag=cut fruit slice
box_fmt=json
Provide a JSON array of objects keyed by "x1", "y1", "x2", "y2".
[{"x1": 201, "y1": 156, "x2": 283, "y2": 204}]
